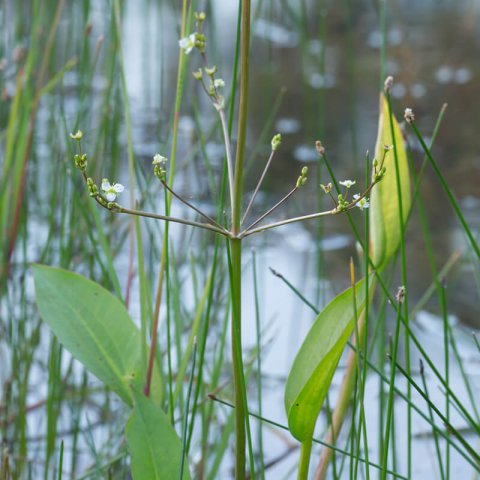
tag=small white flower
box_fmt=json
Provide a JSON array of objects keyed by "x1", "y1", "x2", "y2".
[
  {"x1": 70, "y1": 130, "x2": 83, "y2": 140},
  {"x1": 152, "y1": 154, "x2": 168, "y2": 165},
  {"x1": 179, "y1": 33, "x2": 197, "y2": 54},
  {"x1": 339, "y1": 180, "x2": 356, "y2": 188},
  {"x1": 353, "y1": 194, "x2": 370, "y2": 210},
  {"x1": 101, "y1": 178, "x2": 125, "y2": 202},
  {"x1": 214, "y1": 78, "x2": 225, "y2": 89}
]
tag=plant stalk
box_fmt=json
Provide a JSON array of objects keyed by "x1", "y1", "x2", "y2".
[{"x1": 229, "y1": 0, "x2": 251, "y2": 478}]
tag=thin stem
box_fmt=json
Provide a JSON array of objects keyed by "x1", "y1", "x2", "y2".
[
  {"x1": 91, "y1": 197, "x2": 228, "y2": 237},
  {"x1": 160, "y1": 180, "x2": 227, "y2": 231},
  {"x1": 208, "y1": 395, "x2": 408, "y2": 480},
  {"x1": 380, "y1": 299, "x2": 402, "y2": 479},
  {"x1": 419, "y1": 360, "x2": 445, "y2": 480},
  {"x1": 229, "y1": 0, "x2": 253, "y2": 478},
  {"x1": 241, "y1": 208, "x2": 334, "y2": 237},
  {"x1": 145, "y1": 0, "x2": 190, "y2": 399},
  {"x1": 228, "y1": 238, "x2": 246, "y2": 480},
  {"x1": 241, "y1": 174, "x2": 379, "y2": 238},
  {"x1": 241, "y1": 149, "x2": 276, "y2": 225},
  {"x1": 386, "y1": 92, "x2": 410, "y2": 478},
  {"x1": 218, "y1": 107, "x2": 236, "y2": 214},
  {"x1": 393, "y1": 360, "x2": 480, "y2": 466},
  {"x1": 180, "y1": 338, "x2": 197, "y2": 480},
  {"x1": 409, "y1": 121, "x2": 480, "y2": 260},
  {"x1": 252, "y1": 250, "x2": 265, "y2": 479},
  {"x1": 244, "y1": 186, "x2": 298, "y2": 232}
]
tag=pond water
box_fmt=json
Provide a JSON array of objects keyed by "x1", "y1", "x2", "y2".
[{"x1": 2, "y1": 0, "x2": 480, "y2": 478}]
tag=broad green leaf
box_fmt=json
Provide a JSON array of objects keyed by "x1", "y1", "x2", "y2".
[
  {"x1": 126, "y1": 389, "x2": 190, "y2": 480},
  {"x1": 285, "y1": 277, "x2": 368, "y2": 441},
  {"x1": 32, "y1": 265, "x2": 162, "y2": 406},
  {"x1": 370, "y1": 93, "x2": 411, "y2": 270}
]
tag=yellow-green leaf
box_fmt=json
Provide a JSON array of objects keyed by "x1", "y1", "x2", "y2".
[
  {"x1": 284, "y1": 277, "x2": 369, "y2": 441},
  {"x1": 370, "y1": 93, "x2": 411, "y2": 270}
]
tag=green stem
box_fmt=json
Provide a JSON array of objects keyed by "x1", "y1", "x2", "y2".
[
  {"x1": 298, "y1": 438, "x2": 313, "y2": 480},
  {"x1": 229, "y1": 238, "x2": 247, "y2": 479},
  {"x1": 229, "y1": 1, "x2": 252, "y2": 478},
  {"x1": 409, "y1": 122, "x2": 480, "y2": 260}
]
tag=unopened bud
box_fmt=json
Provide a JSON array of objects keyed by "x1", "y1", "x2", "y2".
[
  {"x1": 296, "y1": 176, "x2": 307, "y2": 188},
  {"x1": 315, "y1": 140, "x2": 325, "y2": 156},
  {"x1": 192, "y1": 68, "x2": 203, "y2": 80},
  {"x1": 404, "y1": 108, "x2": 415, "y2": 124},
  {"x1": 320, "y1": 182, "x2": 332, "y2": 194},
  {"x1": 396, "y1": 286, "x2": 406, "y2": 303},
  {"x1": 384, "y1": 76, "x2": 394, "y2": 94},
  {"x1": 271, "y1": 133, "x2": 282, "y2": 151},
  {"x1": 205, "y1": 65, "x2": 217, "y2": 76}
]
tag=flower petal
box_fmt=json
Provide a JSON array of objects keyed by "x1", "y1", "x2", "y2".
[
  {"x1": 113, "y1": 183, "x2": 125, "y2": 193},
  {"x1": 105, "y1": 192, "x2": 116, "y2": 202}
]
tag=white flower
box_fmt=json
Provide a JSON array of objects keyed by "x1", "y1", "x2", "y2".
[
  {"x1": 101, "y1": 178, "x2": 125, "y2": 202},
  {"x1": 179, "y1": 33, "x2": 197, "y2": 54},
  {"x1": 353, "y1": 194, "x2": 369, "y2": 210},
  {"x1": 70, "y1": 130, "x2": 83, "y2": 140},
  {"x1": 339, "y1": 180, "x2": 356, "y2": 188},
  {"x1": 152, "y1": 154, "x2": 168, "y2": 165},
  {"x1": 214, "y1": 78, "x2": 225, "y2": 89}
]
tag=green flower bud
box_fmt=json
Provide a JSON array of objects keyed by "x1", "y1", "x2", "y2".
[
  {"x1": 195, "y1": 11, "x2": 206, "y2": 22},
  {"x1": 205, "y1": 65, "x2": 217, "y2": 76},
  {"x1": 192, "y1": 68, "x2": 203, "y2": 80},
  {"x1": 271, "y1": 133, "x2": 282, "y2": 151},
  {"x1": 320, "y1": 182, "x2": 332, "y2": 194},
  {"x1": 86, "y1": 177, "x2": 98, "y2": 197}
]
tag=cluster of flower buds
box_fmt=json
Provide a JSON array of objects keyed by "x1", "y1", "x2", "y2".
[
  {"x1": 179, "y1": 12, "x2": 206, "y2": 55},
  {"x1": 86, "y1": 177, "x2": 98, "y2": 197},
  {"x1": 192, "y1": 64, "x2": 226, "y2": 110},
  {"x1": 152, "y1": 153, "x2": 168, "y2": 182},
  {"x1": 74, "y1": 153, "x2": 87, "y2": 172},
  {"x1": 336, "y1": 193, "x2": 349, "y2": 211},
  {"x1": 296, "y1": 166, "x2": 308, "y2": 188},
  {"x1": 71, "y1": 131, "x2": 126, "y2": 211},
  {"x1": 372, "y1": 145, "x2": 391, "y2": 182}
]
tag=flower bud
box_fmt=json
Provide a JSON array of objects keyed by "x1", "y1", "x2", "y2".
[
  {"x1": 205, "y1": 65, "x2": 217, "y2": 76},
  {"x1": 315, "y1": 140, "x2": 325, "y2": 156},
  {"x1": 404, "y1": 108, "x2": 415, "y2": 124},
  {"x1": 271, "y1": 133, "x2": 282, "y2": 151},
  {"x1": 384, "y1": 76, "x2": 394, "y2": 94}
]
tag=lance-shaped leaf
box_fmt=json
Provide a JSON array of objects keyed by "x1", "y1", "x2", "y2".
[
  {"x1": 32, "y1": 265, "x2": 162, "y2": 406},
  {"x1": 126, "y1": 389, "x2": 191, "y2": 480},
  {"x1": 285, "y1": 277, "x2": 368, "y2": 441},
  {"x1": 370, "y1": 93, "x2": 411, "y2": 270}
]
